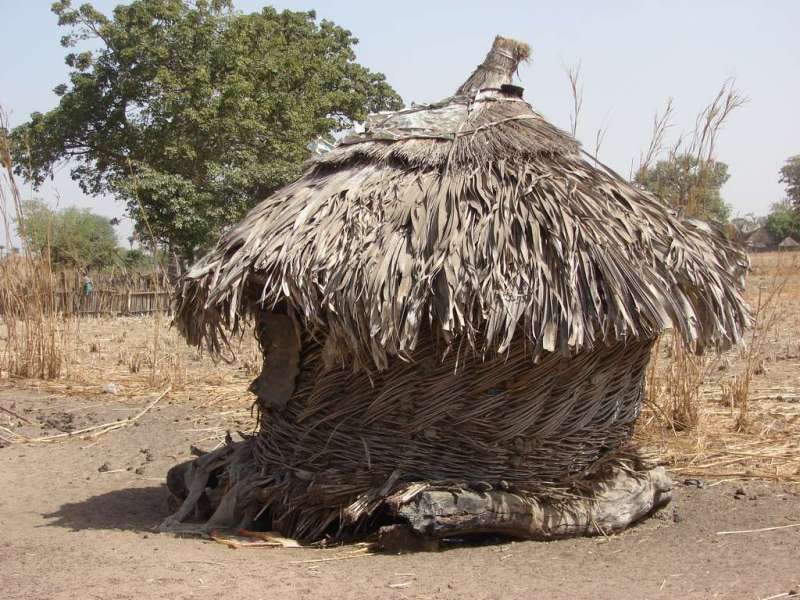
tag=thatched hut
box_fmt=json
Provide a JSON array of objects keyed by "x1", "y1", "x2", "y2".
[
  {"x1": 746, "y1": 226, "x2": 777, "y2": 252},
  {"x1": 778, "y1": 236, "x2": 800, "y2": 251},
  {"x1": 165, "y1": 37, "x2": 749, "y2": 545}
]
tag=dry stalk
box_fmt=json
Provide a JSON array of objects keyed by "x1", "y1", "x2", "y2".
[
  {"x1": 648, "y1": 333, "x2": 718, "y2": 432},
  {"x1": 0, "y1": 108, "x2": 69, "y2": 380},
  {"x1": 634, "y1": 98, "x2": 674, "y2": 179},
  {"x1": 592, "y1": 117, "x2": 609, "y2": 161},
  {"x1": 639, "y1": 83, "x2": 747, "y2": 436},
  {"x1": 564, "y1": 61, "x2": 583, "y2": 138},
  {"x1": 125, "y1": 158, "x2": 168, "y2": 387},
  {"x1": 725, "y1": 253, "x2": 791, "y2": 432}
]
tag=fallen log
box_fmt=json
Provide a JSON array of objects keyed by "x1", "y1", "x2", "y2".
[{"x1": 385, "y1": 465, "x2": 671, "y2": 542}]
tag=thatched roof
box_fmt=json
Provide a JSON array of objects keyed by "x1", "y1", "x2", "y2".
[
  {"x1": 779, "y1": 236, "x2": 800, "y2": 248},
  {"x1": 745, "y1": 226, "x2": 776, "y2": 250},
  {"x1": 176, "y1": 36, "x2": 750, "y2": 368}
]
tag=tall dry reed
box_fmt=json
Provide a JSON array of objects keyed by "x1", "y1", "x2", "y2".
[
  {"x1": 636, "y1": 82, "x2": 746, "y2": 433},
  {"x1": 0, "y1": 109, "x2": 69, "y2": 379},
  {"x1": 723, "y1": 253, "x2": 792, "y2": 432}
]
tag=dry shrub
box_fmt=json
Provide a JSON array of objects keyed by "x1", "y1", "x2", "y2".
[
  {"x1": 0, "y1": 111, "x2": 69, "y2": 380},
  {"x1": 724, "y1": 253, "x2": 793, "y2": 432},
  {"x1": 644, "y1": 253, "x2": 792, "y2": 444},
  {"x1": 638, "y1": 82, "x2": 746, "y2": 434},
  {"x1": 0, "y1": 257, "x2": 70, "y2": 379},
  {"x1": 645, "y1": 334, "x2": 715, "y2": 432}
]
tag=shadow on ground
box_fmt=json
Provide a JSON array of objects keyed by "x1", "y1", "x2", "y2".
[{"x1": 43, "y1": 485, "x2": 170, "y2": 532}]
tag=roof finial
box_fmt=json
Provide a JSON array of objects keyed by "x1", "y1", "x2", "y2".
[{"x1": 456, "y1": 36, "x2": 531, "y2": 97}]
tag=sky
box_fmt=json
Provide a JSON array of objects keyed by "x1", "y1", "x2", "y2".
[{"x1": 1, "y1": 0, "x2": 798, "y2": 246}]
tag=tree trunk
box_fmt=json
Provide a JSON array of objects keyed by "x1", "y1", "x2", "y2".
[{"x1": 383, "y1": 465, "x2": 671, "y2": 544}]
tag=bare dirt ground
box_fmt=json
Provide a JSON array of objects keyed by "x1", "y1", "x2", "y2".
[
  {"x1": 1, "y1": 388, "x2": 798, "y2": 600},
  {"x1": 2, "y1": 252, "x2": 800, "y2": 599}
]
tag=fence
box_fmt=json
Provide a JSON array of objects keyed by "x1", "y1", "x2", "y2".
[
  {"x1": 55, "y1": 270, "x2": 172, "y2": 317},
  {"x1": 58, "y1": 289, "x2": 172, "y2": 316}
]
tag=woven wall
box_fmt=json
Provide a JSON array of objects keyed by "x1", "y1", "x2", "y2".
[{"x1": 249, "y1": 320, "x2": 654, "y2": 540}]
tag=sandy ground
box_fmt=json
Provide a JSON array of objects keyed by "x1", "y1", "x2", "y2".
[{"x1": 2, "y1": 389, "x2": 799, "y2": 600}]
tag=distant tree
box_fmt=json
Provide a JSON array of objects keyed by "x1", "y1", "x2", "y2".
[
  {"x1": 122, "y1": 248, "x2": 149, "y2": 271},
  {"x1": 10, "y1": 0, "x2": 403, "y2": 261},
  {"x1": 780, "y1": 155, "x2": 800, "y2": 207},
  {"x1": 17, "y1": 200, "x2": 120, "y2": 269},
  {"x1": 730, "y1": 214, "x2": 764, "y2": 235},
  {"x1": 635, "y1": 154, "x2": 731, "y2": 223},
  {"x1": 765, "y1": 199, "x2": 800, "y2": 242},
  {"x1": 728, "y1": 213, "x2": 765, "y2": 243}
]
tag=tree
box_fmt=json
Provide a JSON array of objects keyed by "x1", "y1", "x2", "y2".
[
  {"x1": 11, "y1": 1, "x2": 403, "y2": 260},
  {"x1": 17, "y1": 200, "x2": 121, "y2": 269},
  {"x1": 122, "y1": 247, "x2": 166, "y2": 272},
  {"x1": 729, "y1": 213, "x2": 765, "y2": 243},
  {"x1": 765, "y1": 199, "x2": 800, "y2": 242},
  {"x1": 635, "y1": 154, "x2": 731, "y2": 223},
  {"x1": 779, "y1": 155, "x2": 800, "y2": 207}
]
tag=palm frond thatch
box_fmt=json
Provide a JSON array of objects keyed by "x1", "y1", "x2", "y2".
[{"x1": 176, "y1": 37, "x2": 748, "y2": 368}]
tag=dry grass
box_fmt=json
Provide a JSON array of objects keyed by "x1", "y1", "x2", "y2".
[
  {"x1": 0, "y1": 312, "x2": 262, "y2": 448},
  {"x1": 3, "y1": 314, "x2": 261, "y2": 403},
  {"x1": 2, "y1": 252, "x2": 798, "y2": 484},
  {"x1": 0, "y1": 257, "x2": 71, "y2": 380},
  {"x1": 639, "y1": 251, "x2": 800, "y2": 482},
  {"x1": 0, "y1": 111, "x2": 70, "y2": 381}
]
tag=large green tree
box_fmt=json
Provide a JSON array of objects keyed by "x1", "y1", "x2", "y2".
[
  {"x1": 11, "y1": 1, "x2": 403, "y2": 260},
  {"x1": 779, "y1": 155, "x2": 800, "y2": 207},
  {"x1": 18, "y1": 200, "x2": 121, "y2": 269},
  {"x1": 635, "y1": 154, "x2": 731, "y2": 223},
  {"x1": 765, "y1": 199, "x2": 800, "y2": 242}
]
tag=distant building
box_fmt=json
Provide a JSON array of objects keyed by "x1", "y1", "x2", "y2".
[
  {"x1": 745, "y1": 227, "x2": 777, "y2": 252},
  {"x1": 778, "y1": 236, "x2": 800, "y2": 251}
]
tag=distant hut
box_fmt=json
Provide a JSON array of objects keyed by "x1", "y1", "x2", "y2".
[
  {"x1": 165, "y1": 37, "x2": 750, "y2": 544},
  {"x1": 779, "y1": 236, "x2": 800, "y2": 251},
  {"x1": 745, "y1": 226, "x2": 777, "y2": 252}
]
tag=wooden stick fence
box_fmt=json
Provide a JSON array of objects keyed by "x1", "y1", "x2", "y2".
[
  {"x1": 55, "y1": 288, "x2": 172, "y2": 316},
  {"x1": 1, "y1": 267, "x2": 175, "y2": 317}
]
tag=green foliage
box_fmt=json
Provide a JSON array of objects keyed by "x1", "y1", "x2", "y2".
[
  {"x1": 12, "y1": 0, "x2": 403, "y2": 259},
  {"x1": 635, "y1": 154, "x2": 731, "y2": 223},
  {"x1": 122, "y1": 245, "x2": 169, "y2": 272},
  {"x1": 17, "y1": 200, "x2": 120, "y2": 269},
  {"x1": 765, "y1": 199, "x2": 800, "y2": 242},
  {"x1": 779, "y1": 155, "x2": 800, "y2": 206},
  {"x1": 122, "y1": 248, "x2": 148, "y2": 270},
  {"x1": 123, "y1": 248, "x2": 144, "y2": 263}
]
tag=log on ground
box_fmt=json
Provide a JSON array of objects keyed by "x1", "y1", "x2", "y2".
[{"x1": 387, "y1": 466, "x2": 672, "y2": 541}]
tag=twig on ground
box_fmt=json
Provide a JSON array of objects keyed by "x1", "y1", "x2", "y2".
[
  {"x1": 758, "y1": 593, "x2": 792, "y2": 600},
  {"x1": 0, "y1": 424, "x2": 25, "y2": 440},
  {"x1": 0, "y1": 431, "x2": 18, "y2": 443},
  {"x1": 388, "y1": 581, "x2": 413, "y2": 589},
  {"x1": 0, "y1": 404, "x2": 34, "y2": 424},
  {"x1": 716, "y1": 523, "x2": 800, "y2": 535},
  {"x1": 289, "y1": 549, "x2": 373, "y2": 564},
  {"x1": 24, "y1": 386, "x2": 170, "y2": 442}
]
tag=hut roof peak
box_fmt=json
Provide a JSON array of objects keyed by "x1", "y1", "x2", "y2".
[{"x1": 456, "y1": 36, "x2": 531, "y2": 97}]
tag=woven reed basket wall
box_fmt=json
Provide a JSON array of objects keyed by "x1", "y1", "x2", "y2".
[{"x1": 250, "y1": 318, "x2": 655, "y2": 539}]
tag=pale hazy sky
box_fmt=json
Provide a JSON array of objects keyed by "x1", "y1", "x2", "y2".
[{"x1": 2, "y1": 0, "x2": 798, "y2": 245}]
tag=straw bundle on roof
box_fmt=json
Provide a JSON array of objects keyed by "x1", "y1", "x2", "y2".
[{"x1": 167, "y1": 36, "x2": 750, "y2": 543}]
